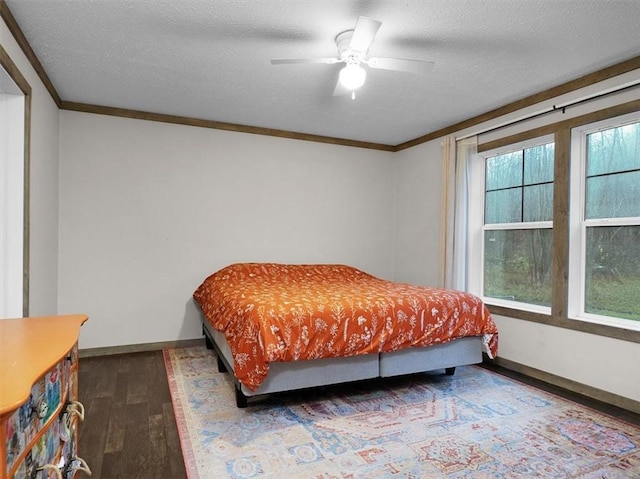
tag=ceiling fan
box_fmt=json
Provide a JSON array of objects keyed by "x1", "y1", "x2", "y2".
[{"x1": 271, "y1": 16, "x2": 435, "y2": 99}]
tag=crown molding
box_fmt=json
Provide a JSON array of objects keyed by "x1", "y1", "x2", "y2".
[
  {"x1": 59, "y1": 100, "x2": 396, "y2": 151},
  {"x1": 394, "y1": 54, "x2": 640, "y2": 151}
]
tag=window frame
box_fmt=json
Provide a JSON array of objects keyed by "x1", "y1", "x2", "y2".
[
  {"x1": 568, "y1": 112, "x2": 640, "y2": 332},
  {"x1": 470, "y1": 134, "x2": 555, "y2": 315}
]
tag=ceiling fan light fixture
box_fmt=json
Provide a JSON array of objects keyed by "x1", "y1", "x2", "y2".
[{"x1": 339, "y1": 63, "x2": 366, "y2": 91}]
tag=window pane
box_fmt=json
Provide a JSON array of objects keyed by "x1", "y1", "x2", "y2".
[
  {"x1": 524, "y1": 143, "x2": 554, "y2": 184},
  {"x1": 484, "y1": 229, "x2": 552, "y2": 307},
  {"x1": 587, "y1": 122, "x2": 640, "y2": 177},
  {"x1": 486, "y1": 151, "x2": 522, "y2": 190},
  {"x1": 485, "y1": 189, "x2": 522, "y2": 224},
  {"x1": 585, "y1": 225, "x2": 640, "y2": 321},
  {"x1": 523, "y1": 183, "x2": 553, "y2": 222},
  {"x1": 585, "y1": 170, "x2": 640, "y2": 219}
]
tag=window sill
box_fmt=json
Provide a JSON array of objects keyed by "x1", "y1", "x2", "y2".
[{"x1": 486, "y1": 304, "x2": 640, "y2": 344}]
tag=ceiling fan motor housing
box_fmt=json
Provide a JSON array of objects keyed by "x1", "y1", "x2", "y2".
[{"x1": 336, "y1": 30, "x2": 365, "y2": 65}]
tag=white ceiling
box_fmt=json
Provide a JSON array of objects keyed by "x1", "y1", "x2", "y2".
[{"x1": 5, "y1": 0, "x2": 640, "y2": 146}]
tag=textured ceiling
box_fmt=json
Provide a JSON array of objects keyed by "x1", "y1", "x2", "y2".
[{"x1": 5, "y1": 0, "x2": 640, "y2": 145}]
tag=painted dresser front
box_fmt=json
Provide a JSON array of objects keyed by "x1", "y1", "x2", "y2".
[{"x1": 0, "y1": 315, "x2": 89, "y2": 479}]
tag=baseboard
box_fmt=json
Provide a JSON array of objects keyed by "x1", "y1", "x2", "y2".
[
  {"x1": 79, "y1": 338, "x2": 205, "y2": 358},
  {"x1": 484, "y1": 354, "x2": 640, "y2": 415}
]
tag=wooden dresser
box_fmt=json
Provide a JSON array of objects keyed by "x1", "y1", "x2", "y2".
[{"x1": 0, "y1": 315, "x2": 90, "y2": 479}]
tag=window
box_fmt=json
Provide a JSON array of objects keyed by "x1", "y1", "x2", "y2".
[
  {"x1": 471, "y1": 137, "x2": 554, "y2": 313},
  {"x1": 466, "y1": 100, "x2": 639, "y2": 340},
  {"x1": 569, "y1": 113, "x2": 640, "y2": 330}
]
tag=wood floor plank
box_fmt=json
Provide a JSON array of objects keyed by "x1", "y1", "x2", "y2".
[
  {"x1": 89, "y1": 355, "x2": 120, "y2": 398},
  {"x1": 121, "y1": 422, "x2": 153, "y2": 478},
  {"x1": 118, "y1": 401, "x2": 153, "y2": 478},
  {"x1": 104, "y1": 408, "x2": 125, "y2": 454},
  {"x1": 162, "y1": 401, "x2": 186, "y2": 477},
  {"x1": 149, "y1": 351, "x2": 171, "y2": 416},
  {"x1": 126, "y1": 379, "x2": 149, "y2": 405},
  {"x1": 78, "y1": 395, "x2": 112, "y2": 477},
  {"x1": 117, "y1": 354, "x2": 132, "y2": 373},
  {"x1": 125, "y1": 355, "x2": 151, "y2": 405},
  {"x1": 148, "y1": 413, "x2": 169, "y2": 476},
  {"x1": 113, "y1": 370, "x2": 130, "y2": 405},
  {"x1": 99, "y1": 451, "x2": 122, "y2": 478}
]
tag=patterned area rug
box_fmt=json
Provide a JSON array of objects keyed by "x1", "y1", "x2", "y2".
[{"x1": 163, "y1": 346, "x2": 640, "y2": 478}]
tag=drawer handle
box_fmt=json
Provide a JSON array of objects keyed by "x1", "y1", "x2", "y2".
[
  {"x1": 37, "y1": 464, "x2": 62, "y2": 479},
  {"x1": 65, "y1": 456, "x2": 92, "y2": 477},
  {"x1": 67, "y1": 400, "x2": 85, "y2": 421},
  {"x1": 59, "y1": 400, "x2": 86, "y2": 441},
  {"x1": 34, "y1": 396, "x2": 49, "y2": 419}
]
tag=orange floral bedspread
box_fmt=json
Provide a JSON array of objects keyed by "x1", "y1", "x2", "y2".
[{"x1": 193, "y1": 263, "x2": 499, "y2": 390}]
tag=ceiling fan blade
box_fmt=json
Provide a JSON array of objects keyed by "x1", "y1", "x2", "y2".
[
  {"x1": 367, "y1": 57, "x2": 435, "y2": 75},
  {"x1": 349, "y1": 16, "x2": 381, "y2": 52},
  {"x1": 271, "y1": 58, "x2": 340, "y2": 65}
]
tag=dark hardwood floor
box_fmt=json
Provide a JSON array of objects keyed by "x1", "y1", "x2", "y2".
[
  {"x1": 78, "y1": 351, "x2": 187, "y2": 479},
  {"x1": 78, "y1": 349, "x2": 639, "y2": 478}
]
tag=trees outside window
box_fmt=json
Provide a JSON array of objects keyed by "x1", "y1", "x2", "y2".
[
  {"x1": 479, "y1": 139, "x2": 554, "y2": 311},
  {"x1": 570, "y1": 117, "x2": 640, "y2": 327}
]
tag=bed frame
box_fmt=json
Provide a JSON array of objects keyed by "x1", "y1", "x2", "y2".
[{"x1": 202, "y1": 320, "x2": 483, "y2": 407}]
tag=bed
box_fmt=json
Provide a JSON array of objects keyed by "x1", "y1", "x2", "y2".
[{"x1": 193, "y1": 263, "x2": 498, "y2": 407}]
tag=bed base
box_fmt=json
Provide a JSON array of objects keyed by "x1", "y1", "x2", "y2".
[
  {"x1": 202, "y1": 321, "x2": 481, "y2": 408},
  {"x1": 204, "y1": 332, "x2": 249, "y2": 407}
]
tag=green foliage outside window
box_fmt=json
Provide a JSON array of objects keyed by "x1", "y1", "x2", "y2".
[
  {"x1": 483, "y1": 143, "x2": 554, "y2": 307},
  {"x1": 584, "y1": 123, "x2": 640, "y2": 321},
  {"x1": 484, "y1": 229, "x2": 552, "y2": 307}
]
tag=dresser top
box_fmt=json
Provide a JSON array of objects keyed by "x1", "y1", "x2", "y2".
[{"x1": 0, "y1": 314, "x2": 88, "y2": 416}]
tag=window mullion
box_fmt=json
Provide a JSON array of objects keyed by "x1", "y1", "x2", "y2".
[{"x1": 551, "y1": 128, "x2": 571, "y2": 320}]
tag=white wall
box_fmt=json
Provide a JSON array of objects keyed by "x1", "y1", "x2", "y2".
[
  {"x1": 494, "y1": 316, "x2": 640, "y2": 401},
  {"x1": 58, "y1": 111, "x2": 395, "y2": 349},
  {"x1": 0, "y1": 90, "x2": 24, "y2": 317},
  {"x1": 392, "y1": 78, "x2": 640, "y2": 402},
  {"x1": 1, "y1": 17, "x2": 60, "y2": 316},
  {"x1": 393, "y1": 140, "x2": 443, "y2": 287}
]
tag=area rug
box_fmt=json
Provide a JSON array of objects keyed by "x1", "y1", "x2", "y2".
[{"x1": 163, "y1": 346, "x2": 640, "y2": 478}]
